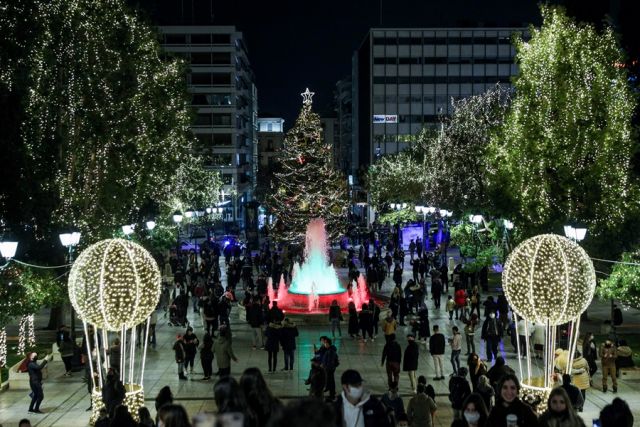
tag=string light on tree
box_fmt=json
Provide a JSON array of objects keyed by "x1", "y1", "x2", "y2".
[{"x1": 267, "y1": 89, "x2": 349, "y2": 244}]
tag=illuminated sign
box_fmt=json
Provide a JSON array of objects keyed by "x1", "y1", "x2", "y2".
[{"x1": 373, "y1": 115, "x2": 398, "y2": 123}]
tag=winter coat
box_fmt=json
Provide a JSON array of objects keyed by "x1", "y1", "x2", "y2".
[
  {"x1": 403, "y1": 341, "x2": 419, "y2": 371},
  {"x1": 383, "y1": 318, "x2": 397, "y2": 336},
  {"x1": 359, "y1": 308, "x2": 373, "y2": 330},
  {"x1": 213, "y1": 336, "x2": 236, "y2": 369},
  {"x1": 481, "y1": 317, "x2": 503, "y2": 340},
  {"x1": 571, "y1": 357, "x2": 590, "y2": 390},
  {"x1": 348, "y1": 308, "x2": 360, "y2": 335},
  {"x1": 382, "y1": 341, "x2": 402, "y2": 365},
  {"x1": 280, "y1": 323, "x2": 299, "y2": 351},
  {"x1": 265, "y1": 322, "x2": 282, "y2": 352},
  {"x1": 329, "y1": 305, "x2": 342, "y2": 321},
  {"x1": 247, "y1": 303, "x2": 263, "y2": 328}
]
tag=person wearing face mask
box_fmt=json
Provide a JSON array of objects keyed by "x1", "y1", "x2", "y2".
[
  {"x1": 481, "y1": 311, "x2": 502, "y2": 363},
  {"x1": 460, "y1": 393, "x2": 489, "y2": 427},
  {"x1": 26, "y1": 352, "x2": 52, "y2": 413},
  {"x1": 538, "y1": 387, "x2": 585, "y2": 427},
  {"x1": 486, "y1": 374, "x2": 538, "y2": 427},
  {"x1": 333, "y1": 369, "x2": 391, "y2": 427}
]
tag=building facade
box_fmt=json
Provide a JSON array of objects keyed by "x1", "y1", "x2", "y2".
[
  {"x1": 159, "y1": 26, "x2": 258, "y2": 230},
  {"x1": 257, "y1": 117, "x2": 285, "y2": 172},
  {"x1": 333, "y1": 77, "x2": 353, "y2": 174},
  {"x1": 353, "y1": 27, "x2": 527, "y2": 173}
]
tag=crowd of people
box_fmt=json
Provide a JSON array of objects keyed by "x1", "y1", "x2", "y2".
[{"x1": 14, "y1": 237, "x2": 637, "y2": 427}]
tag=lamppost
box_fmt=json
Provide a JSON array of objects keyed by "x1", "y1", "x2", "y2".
[
  {"x1": 59, "y1": 231, "x2": 81, "y2": 339},
  {"x1": 173, "y1": 210, "x2": 183, "y2": 254},
  {"x1": 468, "y1": 214, "x2": 484, "y2": 258}
]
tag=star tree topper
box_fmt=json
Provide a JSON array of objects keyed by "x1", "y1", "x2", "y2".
[{"x1": 301, "y1": 88, "x2": 315, "y2": 105}]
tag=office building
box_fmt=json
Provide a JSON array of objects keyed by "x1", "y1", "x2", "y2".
[
  {"x1": 159, "y1": 25, "x2": 258, "y2": 230},
  {"x1": 353, "y1": 27, "x2": 527, "y2": 173}
]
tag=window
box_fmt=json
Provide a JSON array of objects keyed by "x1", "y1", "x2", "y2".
[
  {"x1": 195, "y1": 134, "x2": 214, "y2": 146},
  {"x1": 212, "y1": 114, "x2": 232, "y2": 126},
  {"x1": 164, "y1": 34, "x2": 186, "y2": 44},
  {"x1": 191, "y1": 53, "x2": 211, "y2": 65},
  {"x1": 212, "y1": 34, "x2": 231, "y2": 44},
  {"x1": 211, "y1": 73, "x2": 231, "y2": 85},
  {"x1": 221, "y1": 174, "x2": 233, "y2": 185},
  {"x1": 191, "y1": 73, "x2": 211, "y2": 85},
  {"x1": 267, "y1": 139, "x2": 274, "y2": 150},
  {"x1": 212, "y1": 52, "x2": 231, "y2": 65},
  {"x1": 213, "y1": 133, "x2": 232, "y2": 146},
  {"x1": 207, "y1": 154, "x2": 233, "y2": 167},
  {"x1": 191, "y1": 34, "x2": 211, "y2": 44},
  {"x1": 195, "y1": 114, "x2": 212, "y2": 126}
]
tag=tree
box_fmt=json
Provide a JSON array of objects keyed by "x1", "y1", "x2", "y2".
[
  {"x1": 0, "y1": 0, "x2": 197, "y2": 245},
  {"x1": 597, "y1": 252, "x2": 640, "y2": 309},
  {"x1": 267, "y1": 90, "x2": 349, "y2": 244},
  {"x1": 493, "y1": 6, "x2": 638, "y2": 254},
  {"x1": 429, "y1": 85, "x2": 512, "y2": 214},
  {"x1": 367, "y1": 134, "x2": 430, "y2": 210},
  {"x1": 368, "y1": 86, "x2": 512, "y2": 216}
]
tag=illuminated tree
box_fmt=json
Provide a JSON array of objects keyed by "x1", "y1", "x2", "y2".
[
  {"x1": 0, "y1": 0, "x2": 198, "y2": 244},
  {"x1": 268, "y1": 90, "x2": 349, "y2": 244},
  {"x1": 368, "y1": 86, "x2": 511, "y2": 215},
  {"x1": 597, "y1": 251, "x2": 640, "y2": 309},
  {"x1": 430, "y1": 85, "x2": 512, "y2": 214},
  {"x1": 493, "y1": 6, "x2": 638, "y2": 245}
]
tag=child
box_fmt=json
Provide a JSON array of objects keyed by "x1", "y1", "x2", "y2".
[{"x1": 446, "y1": 295, "x2": 456, "y2": 320}]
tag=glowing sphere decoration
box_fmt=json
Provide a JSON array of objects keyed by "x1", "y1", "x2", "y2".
[
  {"x1": 68, "y1": 239, "x2": 161, "y2": 331},
  {"x1": 502, "y1": 234, "x2": 596, "y2": 326}
]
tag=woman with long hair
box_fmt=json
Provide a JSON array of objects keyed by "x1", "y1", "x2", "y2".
[
  {"x1": 239, "y1": 367, "x2": 283, "y2": 426},
  {"x1": 214, "y1": 376, "x2": 257, "y2": 427},
  {"x1": 486, "y1": 374, "x2": 538, "y2": 427},
  {"x1": 157, "y1": 404, "x2": 191, "y2": 427},
  {"x1": 538, "y1": 387, "x2": 586, "y2": 427},
  {"x1": 460, "y1": 392, "x2": 489, "y2": 427}
]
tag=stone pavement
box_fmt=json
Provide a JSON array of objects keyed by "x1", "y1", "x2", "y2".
[{"x1": 1, "y1": 251, "x2": 639, "y2": 426}]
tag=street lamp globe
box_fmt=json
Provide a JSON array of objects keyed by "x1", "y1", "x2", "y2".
[
  {"x1": 59, "y1": 233, "x2": 74, "y2": 248},
  {"x1": 145, "y1": 220, "x2": 156, "y2": 231},
  {"x1": 0, "y1": 240, "x2": 18, "y2": 259},
  {"x1": 504, "y1": 220, "x2": 514, "y2": 230},
  {"x1": 574, "y1": 227, "x2": 587, "y2": 242},
  {"x1": 390, "y1": 203, "x2": 397, "y2": 210},
  {"x1": 172, "y1": 211, "x2": 183, "y2": 224},
  {"x1": 415, "y1": 205, "x2": 424, "y2": 213},
  {"x1": 185, "y1": 208, "x2": 195, "y2": 218},
  {"x1": 122, "y1": 224, "x2": 135, "y2": 236},
  {"x1": 71, "y1": 232, "x2": 81, "y2": 246}
]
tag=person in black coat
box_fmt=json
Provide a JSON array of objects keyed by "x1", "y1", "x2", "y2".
[
  {"x1": 448, "y1": 367, "x2": 472, "y2": 420},
  {"x1": 265, "y1": 321, "x2": 282, "y2": 372},
  {"x1": 381, "y1": 335, "x2": 402, "y2": 389},
  {"x1": 347, "y1": 301, "x2": 360, "y2": 338},
  {"x1": 101, "y1": 368, "x2": 126, "y2": 418},
  {"x1": 418, "y1": 306, "x2": 430, "y2": 342},
  {"x1": 280, "y1": 318, "x2": 299, "y2": 370},
  {"x1": 359, "y1": 303, "x2": 374, "y2": 342},
  {"x1": 200, "y1": 332, "x2": 214, "y2": 380},
  {"x1": 403, "y1": 334, "x2": 420, "y2": 392},
  {"x1": 27, "y1": 352, "x2": 51, "y2": 413}
]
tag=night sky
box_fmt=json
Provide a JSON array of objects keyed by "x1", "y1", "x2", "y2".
[{"x1": 129, "y1": 0, "x2": 638, "y2": 129}]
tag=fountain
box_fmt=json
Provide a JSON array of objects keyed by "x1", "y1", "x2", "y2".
[{"x1": 273, "y1": 218, "x2": 371, "y2": 316}]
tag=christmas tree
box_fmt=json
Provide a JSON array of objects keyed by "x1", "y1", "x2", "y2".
[{"x1": 268, "y1": 89, "x2": 349, "y2": 244}]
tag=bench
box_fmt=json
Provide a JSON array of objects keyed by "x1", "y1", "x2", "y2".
[{"x1": 8, "y1": 359, "x2": 48, "y2": 390}]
